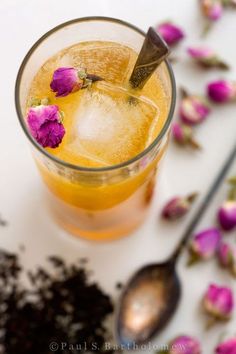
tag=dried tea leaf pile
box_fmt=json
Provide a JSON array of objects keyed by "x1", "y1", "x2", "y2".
[{"x1": 0, "y1": 250, "x2": 114, "y2": 354}]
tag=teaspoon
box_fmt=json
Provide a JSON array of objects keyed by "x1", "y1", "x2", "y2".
[{"x1": 116, "y1": 142, "x2": 236, "y2": 347}]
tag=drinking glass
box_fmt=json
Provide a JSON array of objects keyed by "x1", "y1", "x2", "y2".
[{"x1": 15, "y1": 17, "x2": 176, "y2": 241}]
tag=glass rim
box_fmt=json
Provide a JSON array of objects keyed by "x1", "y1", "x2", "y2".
[{"x1": 15, "y1": 16, "x2": 176, "y2": 173}]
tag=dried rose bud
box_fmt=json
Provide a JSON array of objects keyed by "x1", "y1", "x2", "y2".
[
  {"x1": 218, "y1": 242, "x2": 236, "y2": 276},
  {"x1": 162, "y1": 193, "x2": 198, "y2": 220},
  {"x1": 215, "y1": 337, "x2": 236, "y2": 354},
  {"x1": 50, "y1": 67, "x2": 85, "y2": 97},
  {"x1": 203, "y1": 283, "x2": 234, "y2": 321},
  {"x1": 157, "y1": 22, "x2": 185, "y2": 46},
  {"x1": 27, "y1": 105, "x2": 65, "y2": 148},
  {"x1": 218, "y1": 242, "x2": 232, "y2": 266},
  {"x1": 172, "y1": 122, "x2": 201, "y2": 150},
  {"x1": 218, "y1": 200, "x2": 236, "y2": 231},
  {"x1": 188, "y1": 228, "x2": 221, "y2": 264},
  {"x1": 187, "y1": 47, "x2": 229, "y2": 70},
  {"x1": 162, "y1": 192, "x2": 198, "y2": 220},
  {"x1": 50, "y1": 67, "x2": 103, "y2": 97},
  {"x1": 179, "y1": 91, "x2": 211, "y2": 125},
  {"x1": 200, "y1": 0, "x2": 223, "y2": 21},
  {"x1": 207, "y1": 80, "x2": 236, "y2": 103},
  {"x1": 169, "y1": 335, "x2": 202, "y2": 354}
]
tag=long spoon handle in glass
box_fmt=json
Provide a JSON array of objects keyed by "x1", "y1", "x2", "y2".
[{"x1": 129, "y1": 27, "x2": 169, "y2": 89}]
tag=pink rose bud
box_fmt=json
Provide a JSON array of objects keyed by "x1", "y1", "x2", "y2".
[
  {"x1": 207, "y1": 80, "x2": 236, "y2": 103},
  {"x1": 200, "y1": 0, "x2": 223, "y2": 21},
  {"x1": 189, "y1": 228, "x2": 221, "y2": 264},
  {"x1": 179, "y1": 91, "x2": 211, "y2": 125},
  {"x1": 215, "y1": 337, "x2": 236, "y2": 354},
  {"x1": 50, "y1": 67, "x2": 85, "y2": 97},
  {"x1": 203, "y1": 283, "x2": 234, "y2": 321},
  {"x1": 218, "y1": 200, "x2": 236, "y2": 231},
  {"x1": 157, "y1": 22, "x2": 185, "y2": 46},
  {"x1": 169, "y1": 335, "x2": 202, "y2": 354},
  {"x1": 172, "y1": 122, "x2": 201, "y2": 150},
  {"x1": 187, "y1": 47, "x2": 229, "y2": 70},
  {"x1": 218, "y1": 242, "x2": 232, "y2": 266},
  {"x1": 162, "y1": 193, "x2": 198, "y2": 220},
  {"x1": 218, "y1": 242, "x2": 236, "y2": 276},
  {"x1": 50, "y1": 67, "x2": 102, "y2": 98},
  {"x1": 27, "y1": 104, "x2": 65, "y2": 148}
]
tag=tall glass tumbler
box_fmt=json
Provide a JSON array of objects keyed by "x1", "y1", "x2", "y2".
[{"x1": 15, "y1": 17, "x2": 176, "y2": 241}]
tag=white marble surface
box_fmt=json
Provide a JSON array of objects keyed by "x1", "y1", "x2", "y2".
[{"x1": 0, "y1": 0, "x2": 236, "y2": 352}]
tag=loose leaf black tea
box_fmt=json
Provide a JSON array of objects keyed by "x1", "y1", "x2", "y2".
[
  {"x1": 129, "y1": 27, "x2": 169, "y2": 89},
  {"x1": 0, "y1": 249, "x2": 114, "y2": 354}
]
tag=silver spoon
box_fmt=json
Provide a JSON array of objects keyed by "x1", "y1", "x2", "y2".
[
  {"x1": 116, "y1": 142, "x2": 236, "y2": 347},
  {"x1": 129, "y1": 27, "x2": 169, "y2": 89}
]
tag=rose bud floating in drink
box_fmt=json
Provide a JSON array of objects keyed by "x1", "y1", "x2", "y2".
[
  {"x1": 215, "y1": 337, "x2": 236, "y2": 354},
  {"x1": 157, "y1": 335, "x2": 202, "y2": 354},
  {"x1": 217, "y1": 241, "x2": 236, "y2": 277},
  {"x1": 50, "y1": 67, "x2": 103, "y2": 97},
  {"x1": 179, "y1": 88, "x2": 211, "y2": 125},
  {"x1": 162, "y1": 193, "x2": 198, "y2": 220},
  {"x1": 188, "y1": 228, "x2": 221, "y2": 265},
  {"x1": 172, "y1": 122, "x2": 201, "y2": 150},
  {"x1": 200, "y1": 0, "x2": 223, "y2": 21},
  {"x1": 187, "y1": 47, "x2": 229, "y2": 70},
  {"x1": 218, "y1": 200, "x2": 236, "y2": 231},
  {"x1": 207, "y1": 80, "x2": 236, "y2": 103},
  {"x1": 157, "y1": 22, "x2": 185, "y2": 46},
  {"x1": 27, "y1": 104, "x2": 65, "y2": 148},
  {"x1": 203, "y1": 284, "x2": 234, "y2": 325}
]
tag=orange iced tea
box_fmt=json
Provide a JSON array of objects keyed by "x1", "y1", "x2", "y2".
[{"x1": 16, "y1": 19, "x2": 174, "y2": 241}]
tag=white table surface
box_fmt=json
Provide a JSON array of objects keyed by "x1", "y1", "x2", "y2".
[{"x1": 0, "y1": 0, "x2": 236, "y2": 352}]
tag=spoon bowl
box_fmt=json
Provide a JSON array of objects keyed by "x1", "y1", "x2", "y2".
[{"x1": 116, "y1": 261, "x2": 181, "y2": 347}]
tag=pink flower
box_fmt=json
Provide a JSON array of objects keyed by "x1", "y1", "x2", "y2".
[
  {"x1": 218, "y1": 201, "x2": 236, "y2": 231},
  {"x1": 162, "y1": 193, "x2": 198, "y2": 220},
  {"x1": 27, "y1": 105, "x2": 65, "y2": 148},
  {"x1": 188, "y1": 47, "x2": 214, "y2": 59},
  {"x1": 200, "y1": 0, "x2": 223, "y2": 21},
  {"x1": 218, "y1": 242, "x2": 232, "y2": 266},
  {"x1": 172, "y1": 122, "x2": 201, "y2": 150},
  {"x1": 169, "y1": 335, "x2": 202, "y2": 354},
  {"x1": 215, "y1": 337, "x2": 236, "y2": 354},
  {"x1": 203, "y1": 284, "x2": 234, "y2": 320},
  {"x1": 50, "y1": 67, "x2": 85, "y2": 97},
  {"x1": 218, "y1": 242, "x2": 236, "y2": 276},
  {"x1": 180, "y1": 94, "x2": 210, "y2": 125},
  {"x1": 207, "y1": 80, "x2": 236, "y2": 103},
  {"x1": 187, "y1": 47, "x2": 229, "y2": 70},
  {"x1": 157, "y1": 22, "x2": 185, "y2": 46},
  {"x1": 189, "y1": 228, "x2": 221, "y2": 263}
]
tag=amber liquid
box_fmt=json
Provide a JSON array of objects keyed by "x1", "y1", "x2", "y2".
[{"x1": 27, "y1": 41, "x2": 170, "y2": 240}]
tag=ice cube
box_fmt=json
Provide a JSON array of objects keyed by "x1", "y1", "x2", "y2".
[
  {"x1": 64, "y1": 82, "x2": 159, "y2": 166},
  {"x1": 59, "y1": 43, "x2": 131, "y2": 84}
]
